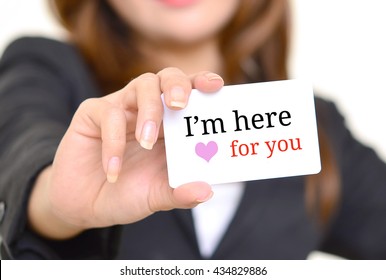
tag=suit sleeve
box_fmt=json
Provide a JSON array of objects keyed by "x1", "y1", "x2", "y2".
[{"x1": 0, "y1": 37, "x2": 113, "y2": 259}]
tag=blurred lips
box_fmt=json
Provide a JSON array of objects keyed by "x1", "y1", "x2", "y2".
[{"x1": 156, "y1": 0, "x2": 199, "y2": 8}]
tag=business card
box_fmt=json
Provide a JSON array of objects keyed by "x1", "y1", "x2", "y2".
[{"x1": 162, "y1": 79, "x2": 321, "y2": 187}]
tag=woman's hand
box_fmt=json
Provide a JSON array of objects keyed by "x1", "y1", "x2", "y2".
[{"x1": 28, "y1": 68, "x2": 224, "y2": 239}]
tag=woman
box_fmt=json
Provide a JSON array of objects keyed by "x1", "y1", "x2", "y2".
[{"x1": 0, "y1": 0, "x2": 385, "y2": 259}]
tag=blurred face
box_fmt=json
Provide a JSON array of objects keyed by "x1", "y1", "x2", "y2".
[{"x1": 108, "y1": 0, "x2": 240, "y2": 46}]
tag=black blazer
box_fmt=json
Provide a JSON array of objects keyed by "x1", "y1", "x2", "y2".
[{"x1": 1, "y1": 37, "x2": 386, "y2": 260}]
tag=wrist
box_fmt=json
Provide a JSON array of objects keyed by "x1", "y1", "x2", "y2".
[{"x1": 28, "y1": 165, "x2": 84, "y2": 240}]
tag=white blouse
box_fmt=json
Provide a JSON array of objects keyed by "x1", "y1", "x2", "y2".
[{"x1": 191, "y1": 182, "x2": 245, "y2": 258}]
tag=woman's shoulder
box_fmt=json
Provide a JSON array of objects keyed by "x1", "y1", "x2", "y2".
[
  {"x1": 2, "y1": 36, "x2": 76, "y2": 60},
  {"x1": 1, "y1": 36, "x2": 85, "y2": 73},
  {"x1": 314, "y1": 96, "x2": 341, "y2": 117},
  {"x1": 314, "y1": 95, "x2": 346, "y2": 132},
  {"x1": 0, "y1": 36, "x2": 101, "y2": 99}
]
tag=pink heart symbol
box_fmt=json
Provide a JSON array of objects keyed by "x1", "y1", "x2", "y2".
[{"x1": 195, "y1": 141, "x2": 218, "y2": 162}]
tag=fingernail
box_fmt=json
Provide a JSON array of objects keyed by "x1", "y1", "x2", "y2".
[
  {"x1": 204, "y1": 73, "x2": 223, "y2": 82},
  {"x1": 196, "y1": 191, "x2": 214, "y2": 203},
  {"x1": 170, "y1": 86, "x2": 186, "y2": 109},
  {"x1": 140, "y1": 120, "x2": 157, "y2": 150},
  {"x1": 107, "y1": 156, "x2": 120, "y2": 183}
]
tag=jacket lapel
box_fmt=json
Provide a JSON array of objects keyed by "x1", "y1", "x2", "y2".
[
  {"x1": 211, "y1": 179, "x2": 285, "y2": 258},
  {"x1": 172, "y1": 208, "x2": 202, "y2": 257}
]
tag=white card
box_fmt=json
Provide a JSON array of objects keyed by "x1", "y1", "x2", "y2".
[{"x1": 162, "y1": 79, "x2": 321, "y2": 188}]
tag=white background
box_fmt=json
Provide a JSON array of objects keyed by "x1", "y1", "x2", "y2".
[
  {"x1": 1, "y1": 0, "x2": 385, "y2": 161},
  {"x1": 288, "y1": 0, "x2": 386, "y2": 162}
]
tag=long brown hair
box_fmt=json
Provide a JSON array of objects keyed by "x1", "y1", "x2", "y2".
[
  {"x1": 50, "y1": 0, "x2": 340, "y2": 228},
  {"x1": 50, "y1": 0, "x2": 288, "y2": 92}
]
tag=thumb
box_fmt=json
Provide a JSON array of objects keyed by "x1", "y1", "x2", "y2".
[{"x1": 152, "y1": 182, "x2": 214, "y2": 211}]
